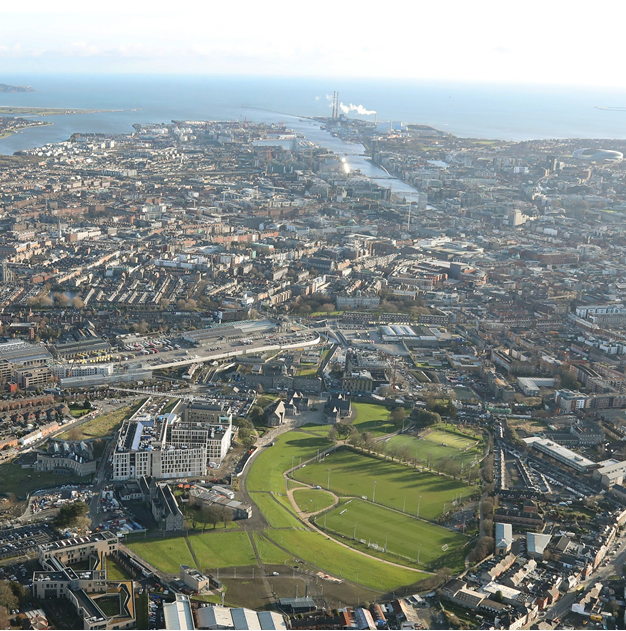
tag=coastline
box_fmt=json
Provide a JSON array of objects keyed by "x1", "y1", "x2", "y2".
[
  {"x1": 0, "y1": 120, "x2": 53, "y2": 140},
  {"x1": 0, "y1": 106, "x2": 131, "y2": 117}
]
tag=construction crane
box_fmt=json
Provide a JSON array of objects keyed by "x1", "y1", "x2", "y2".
[{"x1": 67, "y1": 339, "x2": 82, "y2": 378}]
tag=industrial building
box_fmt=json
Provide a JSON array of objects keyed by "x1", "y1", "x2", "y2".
[
  {"x1": 195, "y1": 605, "x2": 288, "y2": 630},
  {"x1": 523, "y1": 437, "x2": 595, "y2": 473},
  {"x1": 517, "y1": 377, "x2": 555, "y2": 397},
  {"x1": 164, "y1": 594, "x2": 195, "y2": 630},
  {"x1": 189, "y1": 485, "x2": 252, "y2": 520},
  {"x1": 0, "y1": 339, "x2": 52, "y2": 368},
  {"x1": 593, "y1": 460, "x2": 626, "y2": 488},
  {"x1": 495, "y1": 523, "x2": 513, "y2": 555}
]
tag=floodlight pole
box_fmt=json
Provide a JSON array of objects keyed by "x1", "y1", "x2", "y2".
[
  {"x1": 373, "y1": 480, "x2": 377, "y2": 504},
  {"x1": 327, "y1": 468, "x2": 331, "y2": 490},
  {"x1": 354, "y1": 521, "x2": 357, "y2": 540},
  {"x1": 417, "y1": 494, "x2": 422, "y2": 518}
]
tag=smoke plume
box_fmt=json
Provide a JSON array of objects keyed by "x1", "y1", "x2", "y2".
[{"x1": 339, "y1": 102, "x2": 376, "y2": 116}]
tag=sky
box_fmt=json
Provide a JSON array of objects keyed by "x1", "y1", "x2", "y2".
[{"x1": 1, "y1": 1, "x2": 624, "y2": 88}]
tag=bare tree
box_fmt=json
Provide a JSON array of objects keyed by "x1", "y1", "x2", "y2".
[{"x1": 53, "y1": 292, "x2": 70, "y2": 308}]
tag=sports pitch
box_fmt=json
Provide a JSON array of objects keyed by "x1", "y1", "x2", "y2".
[
  {"x1": 316, "y1": 499, "x2": 467, "y2": 570},
  {"x1": 246, "y1": 430, "x2": 333, "y2": 494},
  {"x1": 292, "y1": 448, "x2": 475, "y2": 519},
  {"x1": 351, "y1": 402, "x2": 396, "y2": 437},
  {"x1": 293, "y1": 488, "x2": 336, "y2": 513},
  {"x1": 386, "y1": 427, "x2": 481, "y2": 468},
  {"x1": 262, "y1": 528, "x2": 425, "y2": 591}
]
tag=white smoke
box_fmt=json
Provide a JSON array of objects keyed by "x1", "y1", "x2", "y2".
[{"x1": 339, "y1": 102, "x2": 376, "y2": 116}]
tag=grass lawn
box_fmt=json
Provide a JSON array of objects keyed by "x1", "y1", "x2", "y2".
[
  {"x1": 507, "y1": 417, "x2": 550, "y2": 434},
  {"x1": 249, "y1": 492, "x2": 302, "y2": 528},
  {"x1": 256, "y1": 395, "x2": 277, "y2": 409},
  {"x1": 94, "y1": 595, "x2": 120, "y2": 617},
  {"x1": 106, "y1": 556, "x2": 133, "y2": 581},
  {"x1": 293, "y1": 448, "x2": 474, "y2": 519},
  {"x1": 0, "y1": 460, "x2": 86, "y2": 498},
  {"x1": 246, "y1": 430, "x2": 333, "y2": 494},
  {"x1": 263, "y1": 528, "x2": 425, "y2": 592},
  {"x1": 293, "y1": 488, "x2": 335, "y2": 513},
  {"x1": 300, "y1": 424, "x2": 333, "y2": 437},
  {"x1": 58, "y1": 406, "x2": 132, "y2": 440},
  {"x1": 69, "y1": 407, "x2": 90, "y2": 418},
  {"x1": 387, "y1": 431, "x2": 481, "y2": 468},
  {"x1": 297, "y1": 365, "x2": 318, "y2": 377},
  {"x1": 136, "y1": 592, "x2": 149, "y2": 629},
  {"x1": 254, "y1": 532, "x2": 294, "y2": 566},
  {"x1": 190, "y1": 531, "x2": 257, "y2": 569},
  {"x1": 127, "y1": 537, "x2": 196, "y2": 574},
  {"x1": 316, "y1": 499, "x2": 467, "y2": 571},
  {"x1": 287, "y1": 480, "x2": 307, "y2": 490},
  {"x1": 351, "y1": 403, "x2": 395, "y2": 436},
  {"x1": 272, "y1": 491, "x2": 298, "y2": 514},
  {"x1": 162, "y1": 399, "x2": 179, "y2": 413}
]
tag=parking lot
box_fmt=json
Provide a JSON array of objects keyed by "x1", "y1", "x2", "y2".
[{"x1": 0, "y1": 524, "x2": 57, "y2": 560}]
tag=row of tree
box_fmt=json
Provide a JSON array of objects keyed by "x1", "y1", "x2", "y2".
[
  {"x1": 27, "y1": 292, "x2": 84, "y2": 309},
  {"x1": 328, "y1": 424, "x2": 475, "y2": 480},
  {"x1": 181, "y1": 500, "x2": 233, "y2": 531}
]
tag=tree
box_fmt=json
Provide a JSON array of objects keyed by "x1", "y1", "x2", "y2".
[
  {"x1": 0, "y1": 606, "x2": 9, "y2": 630},
  {"x1": 0, "y1": 582, "x2": 18, "y2": 613},
  {"x1": 217, "y1": 506, "x2": 233, "y2": 530},
  {"x1": 71, "y1": 296, "x2": 84, "y2": 309},
  {"x1": 415, "y1": 409, "x2": 441, "y2": 426},
  {"x1": 362, "y1": 432, "x2": 376, "y2": 453},
  {"x1": 560, "y1": 369, "x2": 581, "y2": 391},
  {"x1": 397, "y1": 445, "x2": 411, "y2": 463},
  {"x1": 335, "y1": 423, "x2": 356, "y2": 439},
  {"x1": 53, "y1": 292, "x2": 70, "y2": 308},
  {"x1": 188, "y1": 506, "x2": 200, "y2": 530},
  {"x1": 53, "y1": 501, "x2": 90, "y2": 530},
  {"x1": 468, "y1": 536, "x2": 494, "y2": 563},
  {"x1": 390, "y1": 407, "x2": 407, "y2": 425},
  {"x1": 429, "y1": 400, "x2": 458, "y2": 419},
  {"x1": 237, "y1": 420, "x2": 256, "y2": 449},
  {"x1": 248, "y1": 405, "x2": 264, "y2": 422},
  {"x1": 481, "y1": 498, "x2": 495, "y2": 517},
  {"x1": 347, "y1": 431, "x2": 363, "y2": 448},
  {"x1": 481, "y1": 454, "x2": 495, "y2": 483},
  {"x1": 200, "y1": 506, "x2": 213, "y2": 532}
]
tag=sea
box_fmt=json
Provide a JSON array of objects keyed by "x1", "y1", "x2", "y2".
[{"x1": 2, "y1": 73, "x2": 626, "y2": 199}]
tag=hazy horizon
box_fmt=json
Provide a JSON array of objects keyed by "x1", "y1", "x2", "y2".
[{"x1": 1, "y1": 1, "x2": 624, "y2": 89}]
